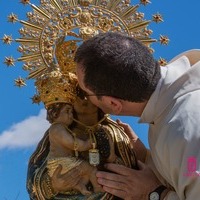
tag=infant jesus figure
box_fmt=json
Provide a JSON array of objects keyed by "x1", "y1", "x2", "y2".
[{"x1": 46, "y1": 102, "x2": 103, "y2": 196}]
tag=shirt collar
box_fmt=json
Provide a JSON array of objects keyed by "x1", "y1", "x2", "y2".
[
  {"x1": 139, "y1": 55, "x2": 192, "y2": 124},
  {"x1": 139, "y1": 67, "x2": 167, "y2": 124}
]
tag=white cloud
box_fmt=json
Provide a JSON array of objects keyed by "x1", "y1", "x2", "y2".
[{"x1": 0, "y1": 109, "x2": 50, "y2": 150}]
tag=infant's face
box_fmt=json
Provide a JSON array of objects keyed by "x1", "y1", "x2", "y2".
[{"x1": 58, "y1": 104, "x2": 73, "y2": 125}]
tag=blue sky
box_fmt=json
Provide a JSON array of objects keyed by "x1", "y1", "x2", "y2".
[{"x1": 0, "y1": 0, "x2": 200, "y2": 199}]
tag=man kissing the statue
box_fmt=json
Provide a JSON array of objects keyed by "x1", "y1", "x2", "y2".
[{"x1": 75, "y1": 32, "x2": 200, "y2": 200}]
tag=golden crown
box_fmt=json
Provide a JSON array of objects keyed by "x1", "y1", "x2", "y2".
[
  {"x1": 2, "y1": 0, "x2": 169, "y2": 107},
  {"x1": 34, "y1": 70, "x2": 77, "y2": 108}
]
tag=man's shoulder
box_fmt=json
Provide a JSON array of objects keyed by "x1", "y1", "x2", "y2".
[{"x1": 168, "y1": 49, "x2": 200, "y2": 66}]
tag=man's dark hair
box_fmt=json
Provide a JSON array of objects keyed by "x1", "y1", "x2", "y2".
[{"x1": 75, "y1": 32, "x2": 161, "y2": 102}]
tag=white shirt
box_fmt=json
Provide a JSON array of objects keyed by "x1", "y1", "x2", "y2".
[{"x1": 140, "y1": 56, "x2": 200, "y2": 199}]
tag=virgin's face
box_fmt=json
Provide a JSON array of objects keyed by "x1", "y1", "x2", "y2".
[{"x1": 73, "y1": 96, "x2": 98, "y2": 115}]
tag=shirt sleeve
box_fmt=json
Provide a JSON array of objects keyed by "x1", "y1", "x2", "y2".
[
  {"x1": 164, "y1": 191, "x2": 179, "y2": 200},
  {"x1": 146, "y1": 150, "x2": 180, "y2": 200},
  {"x1": 145, "y1": 149, "x2": 172, "y2": 188}
]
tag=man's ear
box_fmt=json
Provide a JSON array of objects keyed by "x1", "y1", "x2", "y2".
[{"x1": 102, "y1": 96, "x2": 122, "y2": 115}]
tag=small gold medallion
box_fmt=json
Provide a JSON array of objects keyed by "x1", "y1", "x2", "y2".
[{"x1": 89, "y1": 143, "x2": 100, "y2": 166}]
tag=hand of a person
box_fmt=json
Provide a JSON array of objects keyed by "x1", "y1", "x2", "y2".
[
  {"x1": 96, "y1": 161, "x2": 163, "y2": 200},
  {"x1": 116, "y1": 119, "x2": 138, "y2": 141},
  {"x1": 51, "y1": 165, "x2": 81, "y2": 193},
  {"x1": 116, "y1": 119, "x2": 147, "y2": 162}
]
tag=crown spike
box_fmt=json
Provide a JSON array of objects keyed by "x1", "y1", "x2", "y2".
[
  {"x1": 68, "y1": 0, "x2": 78, "y2": 6},
  {"x1": 30, "y1": 4, "x2": 51, "y2": 19},
  {"x1": 17, "y1": 54, "x2": 42, "y2": 62},
  {"x1": 20, "y1": 20, "x2": 43, "y2": 31},
  {"x1": 107, "y1": 0, "x2": 121, "y2": 11},
  {"x1": 120, "y1": 5, "x2": 139, "y2": 19},
  {"x1": 28, "y1": 67, "x2": 47, "y2": 79},
  {"x1": 138, "y1": 38, "x2": 157, "y2": 45},
  {"x1": 15, "y1": 38, "x2": 39, "y2": 44},
  {"x1": 94, "y1": 0, "x2": 100, "y2": 6},
  {"x1": 49, "y1": 0, "x2": 62, "y2": 11},
  {"x1": 128, "y1": 20, "x2": 150, "y2": 32}
]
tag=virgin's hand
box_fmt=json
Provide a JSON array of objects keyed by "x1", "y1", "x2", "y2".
[
  {"x1": 116, "y1": 119, "x2": 147, "y2": 162},
  {"x1": 116, "y1": 119, "x2": 138, "y2": 141},
  {"x1": 96, "y1": 161, "x2": 162, "y2": 200}
]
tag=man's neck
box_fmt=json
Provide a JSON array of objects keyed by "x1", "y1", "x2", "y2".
[{"x1": 121, "y1": 100, "x2": 148, "y2": 117}]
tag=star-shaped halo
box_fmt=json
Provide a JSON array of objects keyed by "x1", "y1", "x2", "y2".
[
  {"x1": 4, "y1": 56, "x2": 15, "y2": 66},
  {"x1": 159, "y1": 35, "x2": 170, "y2": 45},
  {"x1": 152, "y1": 13, "x2": 163, "y2": 23},
  {"x1": 140, "y1": 0, "x2": 151, "y2": 6},
  {"x1": 31, "y1": 94, "x2": 41, "y2": 104},
  {"x1": 20, "y1": 0, "x2": 30, "y2": 5},
  {"x1": 14, "y1": 77, "x2": 26, "y2": 87},
  {"x1": 1, "y1": 34, "x2": 13, "y2": 45},
  {"x1": 158, "y1": 57, "x2": 168, "y2": 66},
  {"x1": 7, "y1": 13, "x2": 18, "y2": 23}
]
